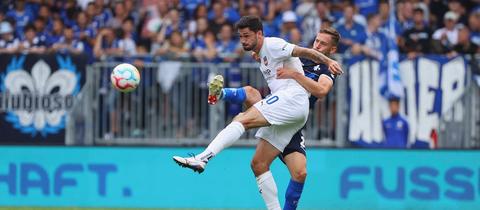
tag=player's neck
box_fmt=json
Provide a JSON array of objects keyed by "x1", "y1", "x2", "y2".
[{"x1": 253, "y1": 37, "x2": 264, "y2": 54}]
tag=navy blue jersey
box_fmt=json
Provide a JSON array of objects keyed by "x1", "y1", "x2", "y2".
[
  {"x1": 300, "y1": 58, "x2": 336, "y2": 108},
  {"x1": 280, "y1": 58, "x2": 337, "y2": 159}
]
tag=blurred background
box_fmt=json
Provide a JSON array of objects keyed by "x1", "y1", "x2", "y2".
[{"x1": 0, "y1": 0, "x2": 479, "y2": 209}]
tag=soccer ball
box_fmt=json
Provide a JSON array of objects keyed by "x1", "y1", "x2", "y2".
[{"x1": 110, "y1": 63, "x2": 140, "y2": 92}]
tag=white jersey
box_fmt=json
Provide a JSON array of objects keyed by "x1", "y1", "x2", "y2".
[
  {"x1": 253, "y1": 37, "x2": 310, "y2": 152},
  {"x1": 258, "y1": 37, "x2": 306, "y2": 94}
]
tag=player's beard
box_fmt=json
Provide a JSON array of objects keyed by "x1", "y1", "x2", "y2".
[
  {"x1": 316, "y1": 47, "x2": 331, "y2": 57},
  {"x1": 242, "y1": 38, "x2": 257, "y2": 51}
]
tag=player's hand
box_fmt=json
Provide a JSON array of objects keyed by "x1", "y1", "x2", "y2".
[
  {"x1": 277, "y1": 67, "x2": 298, "y2": 79},
  {"x1": 251, "y1": 51, "x2": 260, "y2": 62},
  {"x1": 327, "y1": 59, "x2": 343, "y2": 75}
]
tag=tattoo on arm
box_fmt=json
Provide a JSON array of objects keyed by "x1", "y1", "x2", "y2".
[{"x1": 292, "y1": 46, "x2": 331, "y2": 64}]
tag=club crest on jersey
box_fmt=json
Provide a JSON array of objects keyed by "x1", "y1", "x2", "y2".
[{"x1": 263, "y1": 56, "x2": 268, "y2": 66}]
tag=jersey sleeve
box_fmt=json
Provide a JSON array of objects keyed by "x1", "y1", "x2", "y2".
[
  {"x1": 319, "y1": 64, "x2": 337, "y2": 84},
  {"x1": 320, "y1": 73, "x2": 336, "y2": 85},
  {"x1": 266, "y1": 37, "x2": 295, "y2": 61}
]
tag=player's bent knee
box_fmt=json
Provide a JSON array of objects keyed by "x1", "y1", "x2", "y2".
[
  {"x1": 244, "y1": 86, "x2": 262, "y2": 107},
  {"x1": 232, "y1": 113, "x2": 249, "y2": 127},
  {"x1": 233, "y1": 112, "x2": 252, "y2": 124},
  {"x1": 232, "y1": 110, "x2": 263, "y2": 129},
  {"x1": 292, "y1": 169, "x2": 307, "y2": 182},
  {"x1": 233, "y1": 112, "x2": 245, "y2": 121},
  {"x1": 251, "y1": 159, "x2": 269, "y2": 176},
  {"x1": 244, "y1": 86, "x2": 261, "y2": 97}
]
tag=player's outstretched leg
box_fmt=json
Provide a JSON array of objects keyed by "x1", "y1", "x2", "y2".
[
  {"x1": 172, "y1": 120, "x2": 245, "y2": 173},
  {"x1": 173, "y1": 105, "x2": 270, "y2": 173},
  {"x1": 174, "y1": 75, "x2": 237, "y2": 173}
]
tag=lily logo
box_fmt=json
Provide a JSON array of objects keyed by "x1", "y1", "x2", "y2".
[{"x1": 0, "y1": 55, "x2": 80, "y2": 137}]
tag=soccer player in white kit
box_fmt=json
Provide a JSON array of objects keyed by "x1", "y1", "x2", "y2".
[{"x1": 173, "y1": 16, "x2": 342, "y2": 210}]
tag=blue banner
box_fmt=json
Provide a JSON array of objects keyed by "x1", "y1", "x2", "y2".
[
  {"x1": 348, "y1": 56, "x2": 467, "y2": 148},
  {"x1": 379, "y1": 0, "x2": 403, "y2": 99},
  {"x1": 0, "y1": 147, "x2": 478, "y2": 209}
]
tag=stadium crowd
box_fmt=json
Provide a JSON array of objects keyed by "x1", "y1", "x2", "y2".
[{"x1": 0, "y1": 0, "x2": 479, "y2": 63}]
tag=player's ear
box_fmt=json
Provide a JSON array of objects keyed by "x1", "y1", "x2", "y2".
[
  {"x1": 330, "y1": 46, "x2": 337, "y2": 54},
  {"x1": 256, "y1": 30, "x2": 263, "y2": 38}
]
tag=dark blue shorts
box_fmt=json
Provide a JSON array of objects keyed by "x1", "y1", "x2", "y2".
[{"x1": 279, "y1": 129, "x2": 306, "y2": 163}]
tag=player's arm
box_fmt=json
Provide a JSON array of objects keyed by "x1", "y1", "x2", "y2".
[
  {"x1": 291, "y1": 46, "x2": 343, "y2": 75},
  {"x1": 277, "y1": 67, "x2": 333, "y2": 99}
]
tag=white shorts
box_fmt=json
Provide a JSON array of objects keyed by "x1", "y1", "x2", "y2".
[{"x1": 253, "y1": 88, "x2": 309, "y2": 152}]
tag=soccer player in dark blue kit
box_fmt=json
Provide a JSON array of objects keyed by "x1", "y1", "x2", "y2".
[{"x1": 207, "y1": 27, "x2": 340, "y2": 210}]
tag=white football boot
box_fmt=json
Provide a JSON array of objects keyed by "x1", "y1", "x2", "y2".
[{"x1": 173, "y1": 154, "x2": 208, "y2": 173}]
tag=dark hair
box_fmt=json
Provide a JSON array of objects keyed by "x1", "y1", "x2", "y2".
[
  {"x1": 344, "y1": 2, "x2": 355, "y2": 9},
  {"x1": 123, "y1": 17, "x2": 134, "y2": 24},
  {"x1": 388, "y1": 96, "x2": 400, "y2": 102},
  {"x1": 194, "y1": 4, "x2": 207, "y2": 19},
  {"x1": 319, "y1": 27, "x2": 340, "y2": 46},
  {"x1": 366, "y1": 13, "x2": 379, "y2": 22},
  {"x1": 24, "y1": 24, "x2": 36, "y2": 32},
  {"x1": 35, "y1": 17, "x2": 46, "y2": 23},
  {"x1": 235, "y1": 16, "x2": 263, "y2": 33}
]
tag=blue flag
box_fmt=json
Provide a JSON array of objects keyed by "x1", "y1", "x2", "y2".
[{"x1": 380, "y1": 0, "x2": 404, "y2": 99}]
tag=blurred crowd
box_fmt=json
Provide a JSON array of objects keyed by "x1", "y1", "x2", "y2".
[{"x1": 0, "y1": 0, "x2": 479, "y2": 63}]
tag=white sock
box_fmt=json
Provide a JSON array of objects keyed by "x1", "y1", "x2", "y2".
[
  {"x1": 256, "y1": 171, "x2": 281, "y2": 210},
  {"x1": 196, "y1": 121, "x2": 245, "y2": 161}
]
